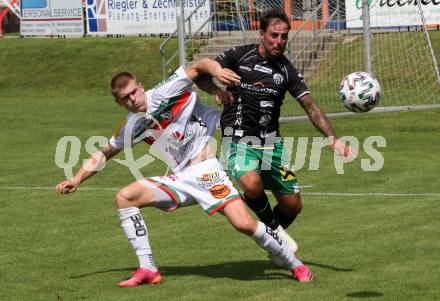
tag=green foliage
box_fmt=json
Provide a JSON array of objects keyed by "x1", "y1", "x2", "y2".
[{"x1": 0, "y1": 37, "x2": 178, "y2": 98}]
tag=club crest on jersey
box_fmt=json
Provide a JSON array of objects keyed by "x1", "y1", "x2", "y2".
[
  {"x1": 254, "y1": 64, "x2": 272, "y2": 74},
  {"x1": 273, "y1": 73, "x2": 284, "y2": 84},
  {"x1": 160, "y1": 110, "x2": 173, "y2": 121},
  {"x1": 209, "y1": 184, "x2": 231, "y2": 199}
]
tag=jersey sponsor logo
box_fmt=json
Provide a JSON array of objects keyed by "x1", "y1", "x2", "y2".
[
  {"x1": 280, "y1": 164, "x2": 296, "y2": 181},
  {"x1": 273, "y1": 73, "x2": 284, "y2": 84},
  {"x1": 200, "y1": 171, "x2": 220, "y2": 182},
  {"x1": 209, "y1": 184, "x2": 231, "y2": 199},
  {"x1": 234, "y1": 129, "x2": 244, "y2": 137},
  {"x1": 260, "y1": 100, "x2": 274, "y2": 108},
  {"x1": 254, "y1": 64, "x2": 273, "y2": 74},
  {"x1": 239, "y1": 83, "x2": 280, "y2": 96},
  {"x1": 239, "y1": 65, "x2": 252, "y2": 72},
  {"x1": 235, "y1": 103, "x2": 243, "y2": 126},
  {"x1": 165, "y1": 130, "x2": 195, "y2": 165},
  {"x1": 196, "y1": 171, "x2": 222, "y2": 188}
]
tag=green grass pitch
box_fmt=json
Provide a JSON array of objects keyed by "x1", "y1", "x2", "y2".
[{"x1": 1, "y1": 37, "x2": 439, "y2": 301}]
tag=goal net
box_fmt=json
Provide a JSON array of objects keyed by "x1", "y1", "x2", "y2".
[{"x1": 198, "y1": 0, "x2": 440, "y2": 116}]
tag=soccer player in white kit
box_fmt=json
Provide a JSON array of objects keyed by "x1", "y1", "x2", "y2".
[{"x1": 56, "y1": 58, "x2": 313, "y2": 286}]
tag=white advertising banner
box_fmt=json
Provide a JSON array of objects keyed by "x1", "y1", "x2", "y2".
[
  {"x1": 86, "y1": 0, "x2": 210, "y2": 35},
  {"x1": 345, "y1": 0, "x2": 440, "y2": 28},
  {"x1": 20, "y1": 0, "x2": 84, "y2": 36}
]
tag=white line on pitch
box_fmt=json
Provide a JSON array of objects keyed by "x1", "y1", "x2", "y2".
[
  {"x1": 0, "y1": 185, "x2": 312, "y2": 191},
  {"x1": 0, "y1": 186, "x2": 119, "y2": 191},
  {"x1": 1, "y1": 186, "x2": 440, "y2": 197},
  {"x1": 301, "y1": 192, "x2": 440, "y2": 197}
]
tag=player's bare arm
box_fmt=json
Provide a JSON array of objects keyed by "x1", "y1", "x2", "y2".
[
  {"x1": 56, "y1": 144, "x2": 121, "y2": 194},
  {"x1": 186, "y1": 58, "x2": 238, "y2": 106},
  {"x1": 195, "y1": 74, "x2": 235, "y2": 106},
  {"x1": 297, "y1": 94, "x2": 336, "y2": 137},
  {"x1": 185, "y1": 58, "x2": 240, "y2": 84},
  {"x1": 298, "y1": 94, "x2": 357, "y2": 162}
]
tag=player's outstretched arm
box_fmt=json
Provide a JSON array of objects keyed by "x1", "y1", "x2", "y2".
[
  {"x1": 297, "y1": 94, "x2": 358, "y2": 162},
  {"x1": 185, "y1": 58, "x2": 240, "y2": 85},
  {"x1": 195, "y1": 74, "x2": 235, "y2": 106},
  {"x1": 328, "y1": 136, "x2": 358, "y2": 163},
  {"x1": 56, "y1": 144, "x2": 120, "y2": 195}
]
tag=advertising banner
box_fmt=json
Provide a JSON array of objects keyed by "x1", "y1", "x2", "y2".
[
  {"x1": 345, "y1": 0, "x2": 440, "y2": 28},
  {"x1": 20, "y1": 0, "x2": 84, "y2": 36},
  {"x1": 86, "y1": 0, "x2": 210, "y2": 35}
]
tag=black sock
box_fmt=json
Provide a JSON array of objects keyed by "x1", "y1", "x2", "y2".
[
  {"x1": 244, "y1": 193, "x2": 279, "y2": 230},
  {"x1": 273, "y1": 204, "x2": 297, "y2": 229}
]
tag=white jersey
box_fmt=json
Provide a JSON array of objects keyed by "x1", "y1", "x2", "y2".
[{"x1": 109, "y1": 66, "x2": 220, "y2": 171}]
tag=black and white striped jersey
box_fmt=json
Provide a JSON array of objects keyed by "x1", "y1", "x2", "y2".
[{"x1": 216, "y1": 44, "x2": 309, "y2": 142}]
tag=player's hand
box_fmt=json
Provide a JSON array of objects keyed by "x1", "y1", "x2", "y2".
[
  {"x1": 329, "y1": 136, "x2": 358, "y2": 163},
  {"x1": 212, "y1": 68, "x2": 241, "y2": 86},
  {"x1": 214, "y1": 89, "x2": 234, "y2": 106},
  {"x1": 56, "y1": 179, "x2": 80, "y2": 195}
]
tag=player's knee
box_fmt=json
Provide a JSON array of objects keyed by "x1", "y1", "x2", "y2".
[
  {"x1": 295, "y1": 201, "x2": 302, "y2": 214},
  {"x1": 239, "y1": 175, "x2": 263, "y2": 198},
  {"x1": 115, "y1": 188, "x2": 137, "y2": 209},
  {"x1": 232, "y1": 219, "x2": 257, "y2": 236},
  {"x1": 278, "y1": 194, "x2": 302, "y2": 215},
  {"x1": 289, "y1": 198, "x2": 302, "y2": 214}
]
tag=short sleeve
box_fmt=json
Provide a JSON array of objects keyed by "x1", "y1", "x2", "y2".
[
  {"x1": 149, "y1": 66, "x2": 194, "y2": 103},
  {"x1": 287, "y1": 64, "x2": 310, "y2": 100},
  {"x1": 215, "y1": 46, "x2": 244, "y2": 70},
  {"x1": 109, "y1": 113, "x2": 148, "y2": 150}
]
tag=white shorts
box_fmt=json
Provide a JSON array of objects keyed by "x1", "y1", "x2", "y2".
[{"x1": 143, "y1": 158, "x2": 241, "y2": 215}]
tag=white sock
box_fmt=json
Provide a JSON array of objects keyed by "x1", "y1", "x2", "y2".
[
  {"x1": 252, "y1": 221, "x2": 303, "y2": 270},
  {"x1": 118, "y1": 207, "x2": 157, "y2": 272}
]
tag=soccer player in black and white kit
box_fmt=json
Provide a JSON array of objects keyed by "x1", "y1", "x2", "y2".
[
  {"x1": 56, "y1": 58, "x2": 314, "y2": 286},
  {"x1": 196, "y1": 9, "x2": 357, "y2": 265}
]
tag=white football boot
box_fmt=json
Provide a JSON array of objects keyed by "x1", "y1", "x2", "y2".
[{"x1": 268, "y1": 225, "x2": 299, "y2": 267}]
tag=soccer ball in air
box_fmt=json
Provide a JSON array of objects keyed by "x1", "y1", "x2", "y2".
[{"x1": 339, "y1": 71, "x2": 381, "y2": 113}]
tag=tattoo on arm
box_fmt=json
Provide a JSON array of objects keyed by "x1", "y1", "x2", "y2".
[{"x1": 298, "y1": 95, "x2": 336, "y2": 137}]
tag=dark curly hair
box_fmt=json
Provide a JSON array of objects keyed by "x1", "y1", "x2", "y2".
[{"x1": 260, "y1": 9, "x2": 290, "y2": 32}]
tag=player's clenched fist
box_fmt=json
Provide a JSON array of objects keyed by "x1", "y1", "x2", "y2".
[
  {"x1": 214, "y1": 90, "x2": 235, "y2": 106},
  {"x1": 56, "y1": 179, "x2": 80, "y2": 195}
]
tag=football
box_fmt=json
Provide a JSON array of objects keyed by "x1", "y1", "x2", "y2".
[{"x1": 339, "y1": 71, "x2": 381, "y2": 112}]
